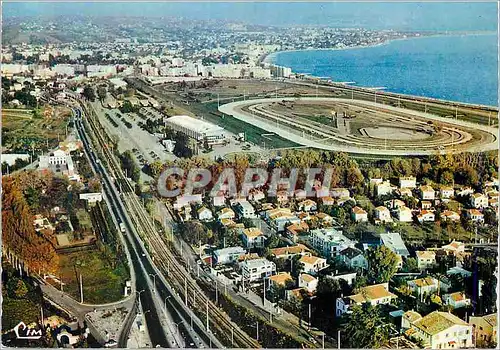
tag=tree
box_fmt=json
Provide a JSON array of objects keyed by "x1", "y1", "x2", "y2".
[
  {"x1": 344, "y1": 304, "x2": 389, "y2": 348},
  {"x1": 88, "y1": 176, "x2": 102, "y2": 192},
  {"x1": 353, "y1": 275, "x2": 368, "y2": 290},
  {"x1": 403, "y1": 257, "x2": 419, "y2": 272},
  {"x1": 24, "y1": 186, "x2": 40, "y2": 210},
  {"x1": 439, "y1": 170, "x2": 454, "y2": 185},
  {"x1": 316, "y1": 276, "x2": 341, "y2": 296},
  {"x1": 6, "y1": 278, "x2": 26, "y2": 299},
  {"x1": 346, "y1": 166, "x2": 364, "y2": 188},
  {"x1": 148, "y1": 160, "x2": 164, "y2": 177},
  {"x1": 2, "y1": 177, "x2": 59, "y2": 274},
  {"x1": 266, "y1": 234, "x2": 281, "y2": 249},
  {"x1": 290, "y1": 255, "x2": 304, "y2": 278},
  {"x1": 456, "y1": 165, "x2": 479, "y2": 186},
  {"x1": 97, "y1": 86, "x2": 107, "y2": 102},
  {"x1": 481, "y1": 274, "x2": 497, "y2": 314},
  {"x1": 82, "y1": 86, "x2": 96, "y2": 102},
  {"x1": 119, "y1": 100, "x2": 136, "y2": 113},
  {"x1": 14, "y1": 279, "x2": 29, "y2": 298},
  {"x1": 366, "y1": 245, "x2": 399, "y2": 283},
  {"x1": 179, "y1": 222, "x2": 208, "y2": 245},
  {"x1": 173, "y1": 133, "x2": 193, "y2": 158},
  {"x1": 120, "y1": 150, "x2": 140, "y2": 182},
  {"x1": 267, "y1": 284, "x2": 285, "y2": 303}
]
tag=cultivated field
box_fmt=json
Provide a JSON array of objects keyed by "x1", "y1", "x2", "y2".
[{"x1": 2, "y1": 106, "x2": 72, "y2": 153}]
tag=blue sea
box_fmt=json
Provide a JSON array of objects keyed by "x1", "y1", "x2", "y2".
[{"x1": 268, "y1": 34, "x2": 498, "y2": 106}]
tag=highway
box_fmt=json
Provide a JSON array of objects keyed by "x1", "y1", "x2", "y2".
[
  {"x1": 74, "y1": 100, "x2": 228, "y2": 348},
  {"x1": 78, "y1": 97, "x2": 260, "y2": 348},
  {"x1": 290, "y1": 78, "x2": 498, "y2": 122},
  {"x1": 74, "y1": 106, "x2": 188, "y2": 348}
]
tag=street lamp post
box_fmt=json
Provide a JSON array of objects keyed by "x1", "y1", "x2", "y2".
[
  {"x1": 150, "y1": 273, "x2": 158, "y2": 295},
  {"x1": 164, "y1": 296, "x2": 171, "y2": 310},
  {"x1": 175, "y1": 320, "x2": 185, "y2": 339},
  {"x1": 137, "y1": 289, "x2": 145, "y2": 300}
]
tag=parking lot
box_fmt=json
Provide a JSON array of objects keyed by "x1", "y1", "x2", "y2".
[{"x1": 92, "y1": 101, "x2": 177, "y2": 165}]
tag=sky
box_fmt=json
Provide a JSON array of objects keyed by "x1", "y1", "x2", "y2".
[{"x1": 3, "y1": 2, "x2": 498, "y2": 32}]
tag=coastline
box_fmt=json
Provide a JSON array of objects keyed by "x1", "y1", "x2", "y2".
[{"x1": 262, "y1": 30, "x2": 497, "y2": 66}]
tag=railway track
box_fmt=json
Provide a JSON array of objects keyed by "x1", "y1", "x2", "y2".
[{"x1": 80, "y1": 101, "x2": 259, "y2": 348}]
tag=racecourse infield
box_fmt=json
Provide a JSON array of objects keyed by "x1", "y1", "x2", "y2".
[{"x1": 218, "y1": 97, "x2": 498, "y2": 156}]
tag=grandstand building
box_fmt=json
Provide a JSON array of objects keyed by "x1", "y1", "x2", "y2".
[{"x1": 165, "y1": 115, "x2": 226, "y2": 145}]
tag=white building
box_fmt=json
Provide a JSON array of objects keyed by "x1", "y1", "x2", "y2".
[
  {"x1": 338, "y1": 247, "x2": 368, "y2": 270},
  {"x1": 374, "y1": 206, "x2": 392, "y2": 223},
  {"x1": 441, "y1": 210, "x2": 461, "y2": 222},
  {"x1": 1, "y1": 63, "x2": 30, "y2": 75},
  {"x1": 443, "y1": 292, "x2": 471, "y2": 309},
  {"x1": 310, "y1": 228, "x2": 355, "y2": 259},
  {"x1": 109, "y1": 77, "x2": 128, "y2": 90},
  {"x1": 299, "y1": 255, "x2": 328, "y2": 276},
  {"x1": 39, "y1": 149, "x2": 79, "y2": 181},
  {"x1": 466, "y1": 209, "x2": 484, "y2": 222},
  {"x1": 298, "y1": 273, "x2": 318, "y2": 293},
  {"x1": 395, "y1": 206, "x2": 413, "y2": 222},
  {"x1": 419, "y1": 185, "x2": 435, "y2": 200},
  {"x1": 328, "y1": 272, "x2": 357, "y2": 286},
  {"x1": 336, "y1": 283, "x2": 396, "y2": 317},
  {"x1": 217, "y1": 207, "x2": 235, "y2": 220},
  {"x1": 1, "y1": 153, "x2": 31, "y2": 166},
  {"x1": 407, "y1": 277, "x2": 440, "y2": 296},
  {"x1": 376, "y1": 180, "x2": 393, "y2": 196},
  {"x1": 380, "y1": 232, "x2": 410, "y2": 258},
  {"x1": 470, "y1": 193, "x2": 489, "y2": 209},
  {"x1": 440, "y1": 186, "x2": 455, "y2": 200},
  {"x1": 298, "y1": 199, "x2": 317, "y2": 212},
  {"x1": 213, "y1": 247, "x2": 246, "y2": 265},
  {"x1": 53, "y1": 64, "x2": 75, "y2": 77},
  {"x1": 399, "y1": 176, "x2": 417, "y2": 189},
  {"x1": 197, "y1": 207, "x2": 213, "y2": 221},
  {"x1": 241, "y1": 228, "x2": 266, "y2": 248},
  {"x1": 331, "y1": 188, "x2": 350, "y2": 199},
  {"x1": 417, "y1": 210, "x2": 435, "y2": 223},
  {"x1": 351, "y1": 206, "x2": 368, "y2": 222},
  {"x1": 416, "y1": 250, "x2": 437, "y2": 270},
  {"x1": 270, "y1": 65, "x2": 292, "y2": 78},
  {"x1": 403, "y1": 311, "x2": 472, "y2": 349},
  {"x1": 79, "y1": 192, "x2": 103, "y2": 204},
  {"x1": 87, "y1": 65, "x2": 117, "y2": 78},
  {"x1": 234, "y1": 201, "x2": 256, "y2": 219},
  {"x1": 240, "y1": 258, "x2": 276, "y2": 282},
  {"x1": 265, "y1": 208, "x2": 300, "y2": 232},
  {"x1": 165, "y1": 115, "x2": 226, "y2": 145}
]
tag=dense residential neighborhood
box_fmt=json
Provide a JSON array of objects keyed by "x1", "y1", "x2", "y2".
[{"x1": 168, "y1": 154, "x2": 498, "y2": 348}]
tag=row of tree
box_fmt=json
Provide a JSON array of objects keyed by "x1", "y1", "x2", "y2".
[{"x1": 2, "y1": 176, "x2": 59, "y2": 274}]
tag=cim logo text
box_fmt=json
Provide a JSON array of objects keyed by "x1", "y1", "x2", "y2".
[{"x1": 14, "y1": 322, "x2": 43, "y2": 340}]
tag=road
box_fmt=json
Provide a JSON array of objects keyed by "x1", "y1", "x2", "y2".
[
  {"x1": 288, "y1": 78, "x2": 498, "y2": 117},
  {"x1": 79, "y1": 97, "x2": 259, "y2": 348},
  {"x1": 75, "y1": 99, "x2": 220, "y2": 348},
  {"x1": 74, "y1": 105, "x2": 182, "y2": 348}
]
